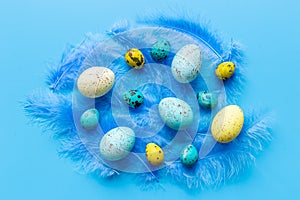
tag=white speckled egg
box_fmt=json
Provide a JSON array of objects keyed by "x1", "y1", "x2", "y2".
[
  {"x1": 158, "y1": 97, "x2": 194, "y2": 130},
  {"x1": 211, "y1": 105, "x2": 244, "y2": 143},
  {"x1": 171, "y1": 44, "x2": 202, "y2": 83},
  {"x1": 100, "y1": 127, "x2": 135, "y2": 161},
  {"x1": 77, "y1": 66, "x2": 115, "y2": 98}
]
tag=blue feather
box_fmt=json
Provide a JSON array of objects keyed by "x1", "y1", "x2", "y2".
[
  {"x1": 139, "y1": 13, "x2": 247, "y2": 104},
  {"x1": 23, "y1": 90, "x2": 74, "y2": 136},
  {"x1": 59, "y1": 133, "x2": 117, "y2": 178},
  {"x1": 23, "y1": 13, "x2": 273, "y2": 191},
  {"x1": 163, "y1": 108, "x2": 273, "y2": 190},
  {"x1": 47, "y1": 34, "x2": 103, "y2": 93},
  {"x1": 106, "y1": 19, "x2": 130, "y2": 36}
]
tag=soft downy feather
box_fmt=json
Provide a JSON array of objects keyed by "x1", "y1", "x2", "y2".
[{"x1": 23, "y1": 12, "x2": 273, "y2": 191}]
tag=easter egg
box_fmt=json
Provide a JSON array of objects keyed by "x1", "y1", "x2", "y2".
[
  {"x1": 77, "y1": 66, "x2": 115, "y2": 98},
  {"x1": 145, "y1": 143, "x2": 164, "y2": 166},
  {"x1": 123, "y1": 90, "x2": 144, "y2": 108},
  {"x1": 125, "y1": 48, "x2": 145, "y2": 69},
  {"x1": 80, "y1": 108, "x2": 99, "y2": 130},
  {"x1": 197, "y1": 91, "x2": 218, "y2": 109},
  {"x1": 99, "y1": 127, "x2": 135, "y2": 161},
  {"x1": 158, "y1": 97, "x2": 194, "y2": 130},
  {"x1": 151, "y1": 39, "x2": 171, "y2": 61},
  {"x1": 211, "y1": 105, "x2": 244, "y2": 143},
  {"x1": 215, "y1": 61, "x2": 235, "y2": 80},
  {"x1": 171, "y1": 44, "x2": 202, "y2": 83},
  {"x1": 180, "y1": 144, "x2": 198, "y2": 166}
]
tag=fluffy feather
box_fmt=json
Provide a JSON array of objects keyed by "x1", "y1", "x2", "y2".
[
  {"x1": 23, "y1": 13, "x2": 273, "y2": 191},
  {"x1": 47, "y1": 33, "x2": 103, "y2": 93},
  {"x1": 23, "y1": 90, "x2": 74, "y2": 136},
  {"x1": 163, "y1": 109, "x2": 273, "y2": 190},
  {"x1": 140, "y1": 13, "x2": 246, "y2": 104}
]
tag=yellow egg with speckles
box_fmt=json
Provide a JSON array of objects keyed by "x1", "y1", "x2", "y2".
[
  {"x1": 215, "y1": 61, "x2": 235, "y2": 80},
  {"x1": 125, "y1": 48, "x2": 145, "y2": 69},
  {"x1": 145, "y1": 143, "x2": 164, "y2": 166},
  {"x1": 211, "y1": 105, "x2": 244, "y2": 143}
]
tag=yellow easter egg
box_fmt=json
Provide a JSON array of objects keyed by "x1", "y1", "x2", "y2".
[
  {"x1": 215, "y1": 61, "x2": 235, "y2": 80},
  {"x1": 145, "y1": 143, "x2": 164, "y2": 166},
  {"x1": 211, "y1": 105, "x2": 244, "y2": 143},
  {"x1": 125, "y1": 48, "x2": 145, "y2": 69}
]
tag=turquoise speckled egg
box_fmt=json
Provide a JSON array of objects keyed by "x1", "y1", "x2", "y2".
[
  {"x1": 123, "y1": 90, "x2": 144, "y2": 108},
  {"x1": 158, "y1": 97, "x2": 194, "y2": 130},
  {"x1": 197, "y1": 91, "x2": 218, "y2": 109},
  {"x1": 180, "y1": 144, "x2": 198, "y2": 166},
  {"x1": 80, "y1": 108, "x2": 99, "y2": 129},
  {"x1": 100, "y1": 127, "x2": 135, "y2": 161},
  {"x1": 151, "y1": 39, "x2": 171, "y2": 61}
]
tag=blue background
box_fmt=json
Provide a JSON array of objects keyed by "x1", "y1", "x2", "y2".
[{"x1": 0, "y1": 0, "x2": 299, "y2": 199}]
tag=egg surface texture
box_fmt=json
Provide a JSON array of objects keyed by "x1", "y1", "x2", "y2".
[
  {"x1": 158, "y1": 97, "x2": 194, "y2": 130},
  {"x1": 100, "y1": 127, "x2": 135, "y2": 161},
  {"x1": 80, "y1": 108, "x2": 99, "y2": 130},
  {"x1": 145, "y1": 143, "x2": 164, "y2": 166},
  {"x1": 215, "y1": 61, "x2": 235, "y2": 80},
  {"x1": 123, "y1": 90, "x2": 144, "y2": 108},
  {"x1": 171, "y1": 44, "x2": 202, "y2": 83},
  {"x1": 197, "y1": 91, "x2": 218, "y2": 109},
  {"x1": 211, "y1": 105, "x2": 244, "y2": 143},
  {"x1": 151, "y1": 39, "x2": 171, "y2": 61},
  {"x1": 77, "y1": 66, "x2": 115, "y2": 98},
  {"x1": 180, "y1": 144, "x2": 198, "y2": 166},
  {"x1": 125, "y1": 48, "x2": 145, "y2": 69}
]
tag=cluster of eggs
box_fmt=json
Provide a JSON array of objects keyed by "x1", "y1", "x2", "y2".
[{"x1": 76, "y1": 39, "x2": 243, "y2": 167}]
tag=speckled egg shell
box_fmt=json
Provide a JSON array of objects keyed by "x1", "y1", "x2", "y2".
[
  {"x1": 123, "y1": 90, "x2": 144, "y2": 108},
  {"x1": 180, "y1": 144, "x2": 198, "y2": 166},
  {"x1": 99, "y1": 127, "x2": 135, "y2": 161},
  {"x1": 145, "y1": 143, "x2": 164, "y2": 166},
  {"x1": 151, "y1": 39, "x2": 171, "y2": 61},
  {"x1": 158, "y1": 97, "x2": 194, "y2": 130},
  {"x1": 197, "y1": 91, "x2": 218, "y2": 109},
  {"x1": 77, "y1": 66, "x2": 115, "y2": 98},
  {"x1": 125, "y1": 48, "x2": 145, "y2": 69},
  {"x1": 80, "y1": 108, "x2": 99, "y2": 130},
  {"x1": 211, "y1": 105, "x2": 244, "y2": 143},
  {"x1": 215, "y1": 61, "x2": 235, "y2": 80},
  {"x1": 171, "y1": 44, "x2": 202, "y2": 83}
]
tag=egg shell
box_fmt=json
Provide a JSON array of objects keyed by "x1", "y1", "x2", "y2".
[
  {"x1": 158, "y1": 97, "x2": 194, "y2": 130},
  {"x1": 171, "y1": 44, "x2": 202, "y2": 83},
  {"x1": 180, "y1": 144, "x2": 198, "y2": 166},
  {"x1": 77, "y1": 66, "x2": 115, "y2": 98},
  {"x1": 211, "y1": 105, "x2": 244, "y2": 143},
  {"x1": 125, "y1": 48, "x2": 145, "y2": 69},
  {"x1": 80, "y1": 108, "x2": 99, "y2": 130},
  {"x1": 197, "y1": 91, "x2": 218, "y2": 109},
  {"x1": 215, "y1": 61, "x2": 235, "y2": 80},
  {"x1": 123, "y1": 90, "x2": 144, "y2": 108},
  {"x1": 151, "y1": 39, "x2": 171, "y2": 61},
  {"x1": 145, "y1": 143, "x2": 164, "y2": 166},
  {"x1": 100, "y1": 127, "x2": 135, "y2": 161}
]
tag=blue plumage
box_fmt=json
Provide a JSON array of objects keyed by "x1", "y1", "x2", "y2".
[{"x1": 23, "y1": 13, "x2": 273, "y2": 190}]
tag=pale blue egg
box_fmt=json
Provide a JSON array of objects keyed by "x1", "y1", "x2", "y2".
[
  {"x1": 171, "y1": 44, "x2": 202, "y2": 83},
  {"x1": 99, "y1": 127, "x2": 135, "y2": 161},
  {"x1": 158, "y1": 97, "x2": 194, "y2": 130},
  {"x1": 80, "y1": 108, "x2": 99, "y2": 130}
]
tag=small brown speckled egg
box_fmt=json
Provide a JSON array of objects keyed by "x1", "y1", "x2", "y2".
[
  {"x1": 211, "y1": 105, "x2": 244, "y2": 143},
  {"x1": 77, "y1": 66, "x2": 115, "y2": 98},
  {"x1": 171, "y1": 44, "x2": 202, "y2": 83},
  {"x1": 158, "y1": 97, "x2": 194, "y2": 130},
  {"x1": 99, "y1": 127, "x2": 135, "y2": 161}
]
